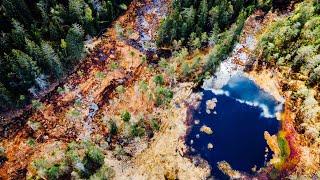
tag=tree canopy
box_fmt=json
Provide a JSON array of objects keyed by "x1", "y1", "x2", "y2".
[{"x1": 0, "y1": 0, "x2": 132, "y2": 111}]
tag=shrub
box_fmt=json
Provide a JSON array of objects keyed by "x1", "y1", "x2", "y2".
[
  {"x1": 109, "y1": 120, "x2": 118, "y2": 136},
  {"x1": 154, "y1": 86, "x2": 173, "y2": 106},
  {"x1": 116, "y1": 85, "x2": 125, "y2": 94},
  {"x1": 45, "y1": 162, "x2": 70, "y2": 180},
  {"x1": 27, "y1": 120, "x2": 41, "y2": 131},
  {"x1": 89, "y1": 165, "x2": 115, "y2": 180},
  {"x1": 57, "y1": 86, "x2": 66, "y2": 94},
  {"x1": 95, "y1": 71, "x2": 106, "y2": 80},
  {"x1": 151, "y1": 119, "x2": 160, "y2": 131},
  {"x1": 110, "y1": 62, "x2": 119, "y2": 70},
  {"x1": 138, "y1": 80, "x2": 148, "y2": 92},
  {"x1": 121, "y1": 110, "x2": 131, "y2": 122},
  {"x1": 0, "y1": 147, "x2": 7, "y2": 165},
  {"x1": 31, "y1": 100, "x2": 43, "y2": 110},
  {"x1": 27, "y1": 138, "x2": 36, "y2": 147},
  {"x1": 67, "y1": 108, "x2": 81, "y2": 120},
  {"x1": 153, "y1": 74, "x2": 164, "y2": 85},
  {"x1": 130, "y1": 123, "x2": 145, "y2": 137},
  {"x1": 47, "y1": 164, "x2": 61, "y2": 180},
  {"x1": 182, "y1": 62, "x2": 191, "y2": 77},
  {"x1": 82, "y1": 146, "x2": 105, "y2": 177}
]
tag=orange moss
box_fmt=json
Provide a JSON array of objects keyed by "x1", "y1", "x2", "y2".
[{"x1": 277, "y1": 102, "x2": 300, "y2": 174}]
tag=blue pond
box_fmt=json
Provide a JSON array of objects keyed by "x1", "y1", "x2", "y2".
[{"x1": 186, "y1": 75, "x2": 282, "y2": 179}]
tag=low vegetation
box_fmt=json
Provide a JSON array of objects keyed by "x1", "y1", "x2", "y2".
[
  {"x1": 255, "y1": 0, "x2": 320, "y2": 87},
  {"x1": 28, "y1": 141, "x2": 114, "y2": 179}
]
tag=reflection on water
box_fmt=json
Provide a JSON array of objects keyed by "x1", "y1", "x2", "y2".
[{"x1": 186, "y1": 75, "x2": 281, "y2": 179}]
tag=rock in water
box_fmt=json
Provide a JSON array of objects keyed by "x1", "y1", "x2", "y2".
[{"x1": 200, "y1": 125, "x2": 213, "y2": 135}]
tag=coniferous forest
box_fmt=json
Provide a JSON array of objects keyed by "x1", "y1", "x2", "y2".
[{"x1": 0, "y1": 0, "x2": 131, "y2": 111}]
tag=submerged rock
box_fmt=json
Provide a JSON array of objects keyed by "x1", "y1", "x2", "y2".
[
  {"x1": 206, "y1": 98, "x2": 217, "y2": 110},
  {"x1": 217, "y1": 161, "x2": 244, "y2": 179},
  {"x1": 206, "y1": 98, "x2": 217, "y2": 114},
  {"x1": 200, "y1": 125, "x2": 213, "y2": 135}
]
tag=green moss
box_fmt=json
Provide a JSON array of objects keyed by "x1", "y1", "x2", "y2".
[
  {"x1": 273, "y1": 131, "x2": 291, "y2": 170},
  {"x1": 27, "y1": 138, "x2": 36, "y2": 147},
  {"x1": 277, "y1": 132, "x2": 290, "y2": 161}
]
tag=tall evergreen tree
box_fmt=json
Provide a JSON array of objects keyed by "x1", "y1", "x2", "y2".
[
  {"x1": 0, "y1": 0, "x2": 132, "y2": 109},
  {"x1": 68, "y1": 0, "x2": 85, "y2": 23},
  {"x1": 197, "y1": 0, "x2": 208, "y2": 30},
  {"x1": 4, "y1": 49, "x2": 40, "y2": 92},
  {"x1": 40, "y1": 41, "x2": 64, "y2": 78},
  {"x1": 2, "y1": 0, "x2": 34, "y2": 25},
  {"x1": 66, "y1": 24, "x2": 85, "y2": 65},
  {"x1": 0, "y1": 82, "x2": 14, "y2": 110},
  {"x1": 10, "y1": 19, "x2": 28, "y2": 50}
]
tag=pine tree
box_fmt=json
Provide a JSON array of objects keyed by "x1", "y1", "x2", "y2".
[
  {"x1": 25, "y1": 39, "x2": 43, "y2": 66},
  {"x1": 0, "y1": 82, "x2": 14, "y2": 110},
  {"x1": 83, "y1": 4, "x2": 96, "y2": 35},
  {"x1": 198, "y1": 0, "x2": 208, "y2": 30},
  {"x1": 49, "y1": 4, "x2": 66, "y2": 40},
  {"x1": 10, "y1": 19, "x2": 28, "y2": 49},
  {"x1": 0, "y1": 33, "x2": 10, "y2": 55},
  {"x1": 182, "y1": 6, "x2": 196, "y2": 36},
  {"x1": 37, "y1": 0, "x2": 50, "y2": 25},
  {"x1": 66, "y1": 24, "x2": 85, "y2": 65},
  {"x1": 208, "y1": 6, "x2": 220, "y2": 30},
  {"x1": 219, "y1": 0, "x2": 234, "y2": 28},
  {"x1": 2, "y1": 0, "x2": 33, "y2": 25},
  {"x1": 40, "y1": 41, "x2": 64, "y2": 78},
  {"x1": 68, "y1": 0, "x2": 85, "y2": 23},
  {"x1": 26, "y1": 39, "x2": 64, "y2": 78},
  {"x1": 5, "y1": 49, "x2": 40, "y2": 92}
]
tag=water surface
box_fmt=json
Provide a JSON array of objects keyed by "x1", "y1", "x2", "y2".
[{"x1": 186, "y1": 75, "x2": 281, "y2": 179}]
